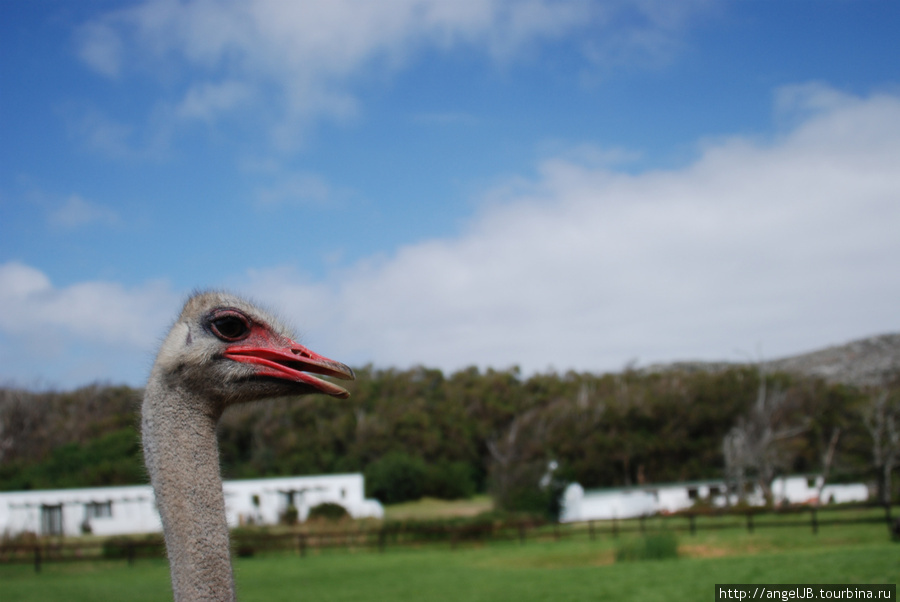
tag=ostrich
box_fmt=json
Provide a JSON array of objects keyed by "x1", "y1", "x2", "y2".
[{"x1": 142, "y1": 291, "x2": 354, "y2": 602}]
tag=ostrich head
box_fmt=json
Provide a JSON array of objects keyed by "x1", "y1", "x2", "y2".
[
  {"x1": 150, "y1": 291, "x2": 354, "y2": 411},
  {"x1": 143, "y1": 291, "x2": 354, "y2": 602}
]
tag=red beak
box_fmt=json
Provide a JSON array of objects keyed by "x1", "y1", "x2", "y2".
[{"x1": 224, "y1": 341, "x2": 355, "y2": 399}]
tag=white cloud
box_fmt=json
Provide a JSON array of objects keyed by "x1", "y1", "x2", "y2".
[
  {"x1": 49, "y1": 195, "x2": 120, "y2": 229},
  {"x1": 8, "y1": 85, "x2": 898, "y2": 386},
  {"x1": 411, "y1": 111, "x2": 479, "y2": 126},
  {"x1": 582, "y1": 0, "x2": 713, "y2": 73},
  {"x1": 67, "y1": 109, "x2": 137, "y2": 157},
  {"x1": 176, "y1": 80, "x2": 255, "y2": 122},
  {"x1": 242, "y1": 86, "x2": 900, "y2": 374},
  {"x1": 774, "y1": 81, "x2": 858, "y2": 117},
  {"x1": 75, "y1": 21, "x2": 123, "y2": 77},
  {"x1": 64, "y1": 107, "x2": 171, "y2": 160},
  {"x1": 74, "y1": 0, "x2": 707, "y2": 147},
  {"x1": 0, "y1": 261, "x2": 179, "y2": 357},
  {"x1": 254, "y1": 172, "x2": 351, "y2": 208}
]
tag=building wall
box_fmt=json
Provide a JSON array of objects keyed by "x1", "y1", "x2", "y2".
[
  {"x1": 560, "y1": 475, "x2": 868, "y2": 523},
  {"x1": 222, "y1": 473, "x2": 382, "y2": 526},
  {"x1": 0, "y1": 485, "x2": 162, "y2": 538},
  {"x1": 560, "y1": 483, "x2": 657, "y2": 521},
  {"x1": 772, "y1": 476, "x2": 869, "y2": 506},
  {"x1": 0, "y1": 474, "x2": 383, "y2": 538}
]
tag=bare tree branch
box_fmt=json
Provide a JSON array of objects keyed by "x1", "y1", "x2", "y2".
[
  {"x1": 861, "y1": 390, "x2": 900, "y2": 505},
  {"x1": 722, "y1": 366, "x2": 810, "y2": 504}
]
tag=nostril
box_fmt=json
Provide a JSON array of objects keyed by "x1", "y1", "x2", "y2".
[{"x1": 291, "y1": 348, "x2": 311, "y2": 359}]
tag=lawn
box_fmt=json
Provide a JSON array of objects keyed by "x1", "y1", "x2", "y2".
[
  {"x1": 2, "y1": 512, "x2": 896, "y2": 602},
  {"x1": 382, "y1": 495, "x2": 493, "y2": 521}
]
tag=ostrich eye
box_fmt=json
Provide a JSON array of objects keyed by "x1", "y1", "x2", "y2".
[{"x1": 209, "y1": 314, "x2": 250, "y2": 341}]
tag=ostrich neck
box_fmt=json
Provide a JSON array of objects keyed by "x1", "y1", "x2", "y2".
[{"x1": 142, "y1": 378, "x2": 235, "y2": 602}]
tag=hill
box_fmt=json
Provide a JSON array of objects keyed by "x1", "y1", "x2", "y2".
[
  {"x1": 766, "y1": 333, "x2": 900, "y2": 387},
  {"x1": 644, "y1": 333, "x2": 900, "y2": 388}
]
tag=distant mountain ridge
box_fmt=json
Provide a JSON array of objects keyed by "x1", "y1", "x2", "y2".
[
  {"x1": 644, "y1": 333, "x2": 900, "y2": 388},
  {"x1": 765, "y1": 333, "x2": 900, "y2": 387}
]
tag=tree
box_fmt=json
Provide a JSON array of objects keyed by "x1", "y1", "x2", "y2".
[
  {"x1": 487, "y1": 406, "x2": 563, "y2": 517},
  {"x1": 722, "y1": 370, "x2": 809, "y2": 504},
  {"x1": 364, "y1": 451, "x2": 427, "y2": 504},
  {"x1": 814, "y1": 427, "x2": 841, "y2": 506},
  {"x1": 861, "y1": 390, "x2": 900, "y2": 506}
]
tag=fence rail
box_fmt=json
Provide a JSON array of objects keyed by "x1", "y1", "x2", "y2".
[{"x1": 2, "y1": 502, "x2": 896, "y2": 572}]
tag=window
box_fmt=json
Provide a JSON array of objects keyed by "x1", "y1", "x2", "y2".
[
  {"x1": 41, "y1": 505, "x2": 63, "y2": 536},
  {"x1": 85, "y1": 501, "x2": 113, "y2": 519}
]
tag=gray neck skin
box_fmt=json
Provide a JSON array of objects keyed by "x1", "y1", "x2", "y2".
[{"x1": 142, "y1": 376, "x2": 235, "y2": 602}]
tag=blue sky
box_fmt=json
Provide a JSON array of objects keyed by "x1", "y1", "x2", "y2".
[{"x1": 2, "y1": 0, "x2": 899, "y2": 389}]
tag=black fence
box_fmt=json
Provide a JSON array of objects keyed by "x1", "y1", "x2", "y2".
[{"x1": 2, "y1": 502, "x2": 896, "y2": 572}]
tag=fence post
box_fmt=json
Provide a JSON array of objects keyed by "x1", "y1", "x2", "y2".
[
  {"x1": 297, "y1": 534, "x2": 307, "y2": 557},
  {"x1": 33, "y1": 545, "x2": 41, "y2": 573}
]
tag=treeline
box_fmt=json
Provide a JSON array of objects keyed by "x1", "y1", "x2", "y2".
[
  {"x1": 0, "y1": 385, "x2": 144, "y2": 490},
  {"x1": 0, "y1": 366, "x2": 895, "y2": 513}
]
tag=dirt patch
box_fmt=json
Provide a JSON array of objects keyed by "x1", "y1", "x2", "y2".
[
  {"x1": 591, "y1": 551, "x2": 615, "y2": 566},
  {"x1": 679, "y1": 543, "x2": 764, "y2": 558}
]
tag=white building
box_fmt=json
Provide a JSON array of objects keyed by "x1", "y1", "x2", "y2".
[
  {"x1": 559, "y1": 483, "x2": 656, "y2": 521},
  {"x1": 559, "y1": 475, "x2": 867, "y2": 523},
  {"x1": 222, "y1": 473, "x2": 384, "y2": 526},
  {"x1": 0, "y1": 473, "x2": 383, "y2": 538},
  {"x1": 771, "y1": 475, "x2": 869, "y2": 506},
  {"x1": 560, "y1": 479, "x2": 736, "y2": 522},
  {"x1": 0, "y1": 484, "x2": 162, "y2": 537}
]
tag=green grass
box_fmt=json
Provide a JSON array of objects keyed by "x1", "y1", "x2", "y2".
[
  {"x1": 2, "y1": 513, "x2": 896, "y2": 601},
  {"x1": 615, "y1": 532, "x2": 679, "y2": 562},
  {"x1": 382, "y1": 495, "x2": 493, "y2": 521}
]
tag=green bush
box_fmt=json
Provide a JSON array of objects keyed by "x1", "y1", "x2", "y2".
[
  {"x1": 494, "y1": 479, "x2": 567, "y2": 520},
  {"x1": 615, "y1": 532, "x2": 679, "y2": 562},
  {"x1": 424, "y1": 461, "x2": 476, "y2": 500},
  {"x1": 279, "y1": 504, "x2": 298, "y2": 525},
  {"x1": 102, "y1": 534, "x2": 164, "y2": 559},
  {"x1": 366, "y1": 453, "x2": 479, "y2": 504},
  {"x1": 236, "y1": 543, "x2": 255, "y2": 558},
  {"x1": 102, "y1": 536, "x2": 136, "y2": 559},
  {"x1": 308, "y1": 502, "x2": 350, "y2": 521},
  {"x1": 365, "y1": 452, "x2": 427, "y2": 504},
  {"x1": 231, "y1": 526, "x2": 270, "y2": 558}
]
